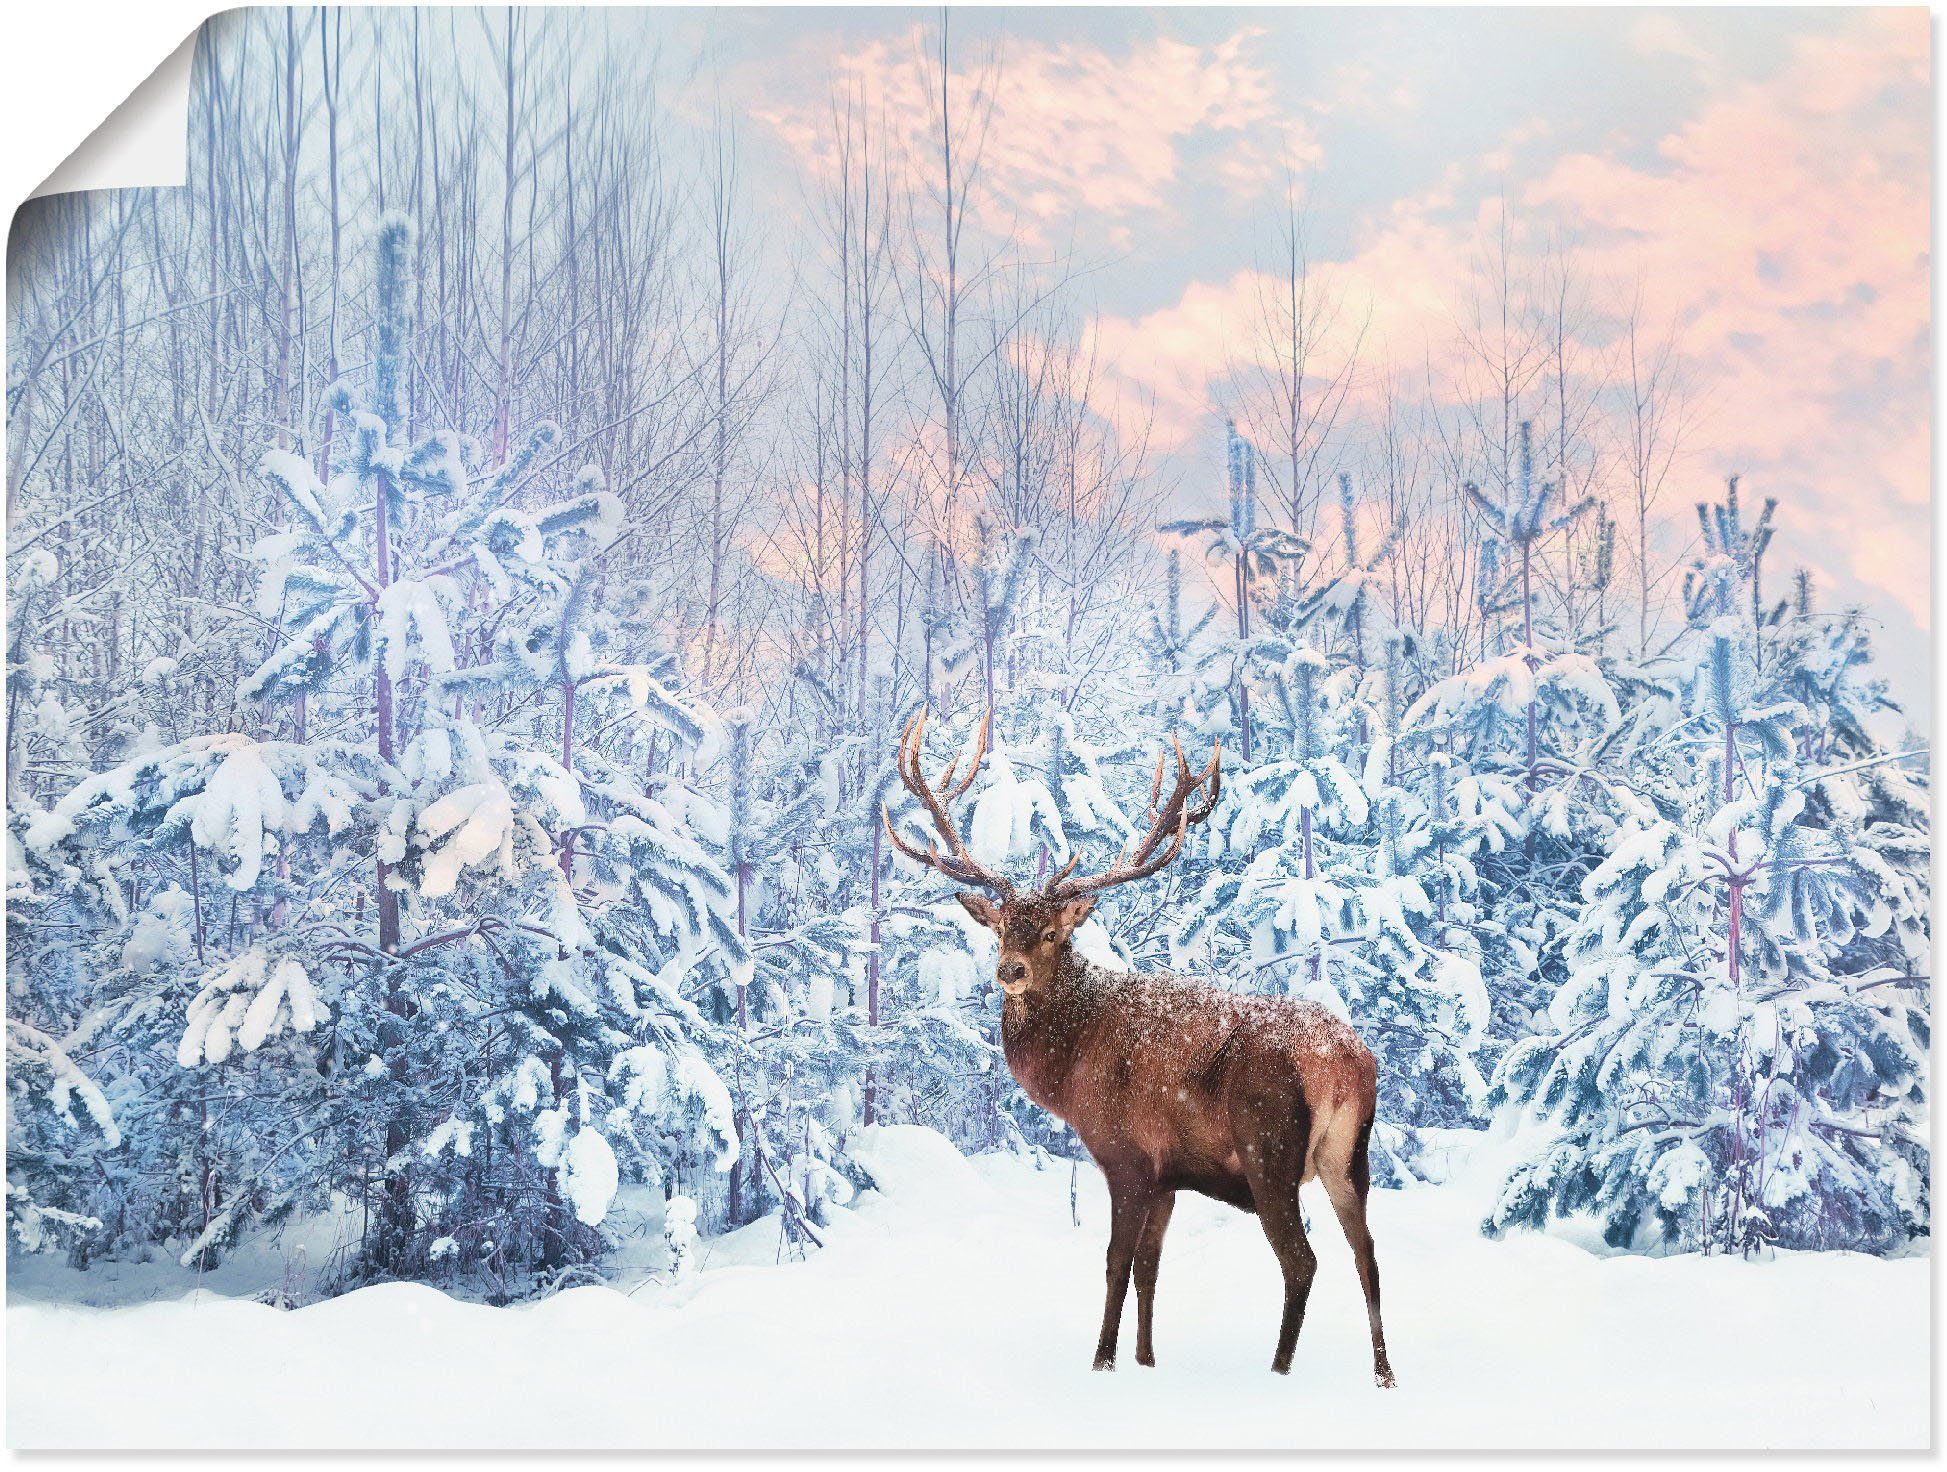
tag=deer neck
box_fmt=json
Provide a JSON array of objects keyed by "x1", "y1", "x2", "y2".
[{"x1": 1000, "y1": 947, "x2": 1113, "y2": 1116}]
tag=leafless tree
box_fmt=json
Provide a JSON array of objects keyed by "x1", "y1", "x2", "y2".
[{"x1": 1233, "y1": 166, "x2": 1368, "y2": 589}]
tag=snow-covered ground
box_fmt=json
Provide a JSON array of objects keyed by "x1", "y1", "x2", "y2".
[{"x1": 7, "y1": 1125, "x2": 1927, "y2": 1450}]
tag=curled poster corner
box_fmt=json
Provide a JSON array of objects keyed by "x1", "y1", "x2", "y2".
[{"x1": 30, "y1": 30, "x2": 196, "y2": 200}]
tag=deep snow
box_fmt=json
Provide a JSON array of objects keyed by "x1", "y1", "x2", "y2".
[{"x1": 6, "y1": 1125, "x2": 1928, "y2": 1449}]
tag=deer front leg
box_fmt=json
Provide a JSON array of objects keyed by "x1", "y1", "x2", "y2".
[
  {"x1": 1133, "y1": 1190, "x2": 1175, "y2": 1367},
  {"x1": 1093, "y1": 1185, "x2": 1149, "y2": 1370}
]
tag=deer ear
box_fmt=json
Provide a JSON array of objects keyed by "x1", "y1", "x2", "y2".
[
  {"x1": 1057, "y1": 897, "x2": 1096, "y2": 934},
  {"x1": 956, "y1": 892, "x2": 1001, "y2": 929}
]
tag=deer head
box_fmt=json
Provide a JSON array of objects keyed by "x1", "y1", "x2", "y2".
[{"x1": 883, "y1": 710, "x2": 1221, "y2": 997}]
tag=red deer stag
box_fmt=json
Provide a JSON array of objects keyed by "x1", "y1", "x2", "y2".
[{"x1": 883, "y1": 711, "x2": 1394, "y2": 1386}]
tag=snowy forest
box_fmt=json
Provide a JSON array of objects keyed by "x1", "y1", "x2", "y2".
[{"x1": 5, "y1": 7, "x2": 1930, "y2": 1306}]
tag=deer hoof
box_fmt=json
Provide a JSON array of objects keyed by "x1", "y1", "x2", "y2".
[
  {"x1": 1135, "y1": 1351, "x2": 1156, "y2": 1368},
  {"x1": 1092, "y1": 1354, "x2": 1116, "y2": 1372},
  {"x1": 1270, "y1": 1359, "x2": 1293, "y2": 1376},
  {"x1": 1376, "y1": 1368, "x2": 1397, "y2": 1389}
]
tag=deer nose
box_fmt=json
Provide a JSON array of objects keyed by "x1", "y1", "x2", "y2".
[{"x1": 1000, "y1": 961, "x2": 1028, "y2": 984}]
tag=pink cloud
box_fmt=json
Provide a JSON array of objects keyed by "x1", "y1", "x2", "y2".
[
  {"x1": 750, "y1": 23, "x2": 1313, "y2": 245},
  {"x1": 1525, "y1": 8, "x2": 1928, "y2": 624},
  {"x1": 1089, "y1": 10, "x2": 1931, "y2": 629}
]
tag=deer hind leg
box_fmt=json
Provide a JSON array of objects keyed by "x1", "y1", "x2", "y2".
[
  {"x1": 1321, "y1": 1115, "x2": 1395, "y2": 1388},
  {"x1": 1094, "y1": 1182, "x2": 1150, "y2": 1371},
  {"x1": 1132, "y1": 1190, "x2": 1175, "y2": 1368},
  {"x1": 1244, "y1": 1129, "x2": 1318, "y2": 1375}
]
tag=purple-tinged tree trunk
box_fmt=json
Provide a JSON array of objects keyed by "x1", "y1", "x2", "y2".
[
  {"x1": 559, "y1": 677, "x2": 577, "y2": 878},
  {"x1": 863, "y1": 819, "x2": 883, "y2": 1127},
  {"x1": 1235, "y1": 548, "x2": 1253, "y2": 764}
]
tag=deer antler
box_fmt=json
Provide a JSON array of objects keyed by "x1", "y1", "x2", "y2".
[
  {"x1": 1046, "y1": 735, "x2": 1220, "y2": 901},
  {"x1": 881, "y1": 709, "x2": 1014, "y2": 895}
]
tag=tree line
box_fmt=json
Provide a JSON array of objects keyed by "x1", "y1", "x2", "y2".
[{"x1": 6, "y1": 8, "x2": 1927, "y2": 1290}]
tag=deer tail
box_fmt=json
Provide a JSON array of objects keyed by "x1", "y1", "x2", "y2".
[{"x1": 1349, "y1": 1109, "x2": 1375, "y2": 1203}]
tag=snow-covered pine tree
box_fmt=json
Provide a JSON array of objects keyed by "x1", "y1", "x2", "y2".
[
  {"x1": 969, "y1": 517, "x2": 1037, "y2": 721},
  {"x1": 1160, "y1": 421, "x2": 1309, "y2": 765},
  {"x1": 1292, "y1": 472, "x2": 1398, "y2": 732},
  {"x1": 1399, "y1": 424, "x2": 1619, "y2": 1040},
  {"x1": 5, "y1": 823, "x2": 126, "y2": 1257},
  {"x1": 711, "y1": 709, "x2": 862, "y2": 1236},
  {"x1": 1137, "y1": 548, "x2": 1218, "y2": 721},
  {"x1": 1348, "y1": 635, "x2": 1492, "y2": 1145},
  {"x1": 1487, "y1": 480, "x2": 1928, "y2": 1255},
  {"x1": 17, "y1": 218, "x2": 748, "y2": 1287},
  {"x1": 1217, "y1": 644, "x2": 1366, "y2": 994}
]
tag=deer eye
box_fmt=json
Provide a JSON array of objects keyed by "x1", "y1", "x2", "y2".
[{"x1": 1042, "y1": 930, "x2": 1057, "y2": 944}]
